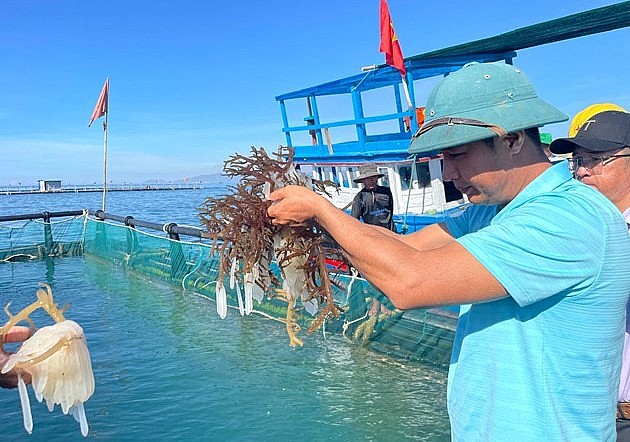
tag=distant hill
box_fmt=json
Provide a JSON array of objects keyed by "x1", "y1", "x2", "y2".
[
  {"x1": 141, "y1": 173, "x2": 235, "y2": 185},
  {"x1": 176, "y1": 173, "x2": 235, "y2": 184}
]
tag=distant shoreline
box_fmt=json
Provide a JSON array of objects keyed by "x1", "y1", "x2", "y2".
[{"x1": 0, "y1": 184, "x2": 211, "y2": 196}]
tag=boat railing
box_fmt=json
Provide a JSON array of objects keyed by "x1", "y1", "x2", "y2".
[
  {"x1": 285, "y1": 111, "x2": 412, "y2": 137},
  {"x1": 278, "y1": 101, "x2": 416, "y2": 159}
]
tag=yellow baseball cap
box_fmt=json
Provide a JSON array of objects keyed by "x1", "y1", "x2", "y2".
[{"x1": 568, "y1": 103, "x2": 627, "y2": 137}]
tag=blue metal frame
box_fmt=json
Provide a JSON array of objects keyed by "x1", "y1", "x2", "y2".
[{"x1": 276, "y1": 52, "x2": 516, "y2": 164}]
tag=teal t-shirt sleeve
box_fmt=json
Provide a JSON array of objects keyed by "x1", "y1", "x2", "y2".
[
  {"x1": 444, "y1": 204, "x2": 499, "y2": 238},
  {"x1": 457, "y1": 194, "x2": 605, "y2": 306}
]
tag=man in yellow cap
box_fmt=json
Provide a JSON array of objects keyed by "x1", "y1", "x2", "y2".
[
  {"x1": 568, "y1": 102, "x2": 627, "y2": 137},
  {"x1": 268, "y1": 62, "x2": 630, "y2": 440},
  {"x1": 551, "y1": 106, "x2": 630, "y2": 440}
]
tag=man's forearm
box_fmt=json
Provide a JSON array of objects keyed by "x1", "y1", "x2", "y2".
[{"x1": 315, "y1": 203, "x2": 423, "y2": 306}]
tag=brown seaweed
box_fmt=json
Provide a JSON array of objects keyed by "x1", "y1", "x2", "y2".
[{"x1": 198, "y1": 146, "x2": 344, "y2": 346}]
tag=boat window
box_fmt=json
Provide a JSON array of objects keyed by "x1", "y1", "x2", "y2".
[
  {"x1": 398, "y1": 163, "x2": 432, "y2": 190},
  {"x1": 377, "y1": 167, "x2": 390, "y2": 187},
  {"x1": 415, "y1": 162, "x2": 431, "y2": 188},
  {"x1": 398, "y1": 165, "x2": 412, "y2": 191}
]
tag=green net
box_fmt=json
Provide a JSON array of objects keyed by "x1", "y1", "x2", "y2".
[
  {"x1": 0, "y1": 214, "x2": 86, "y2": 262},
  {"x1": 1, "y1": 213, "x2": 456, "y2": 367}
]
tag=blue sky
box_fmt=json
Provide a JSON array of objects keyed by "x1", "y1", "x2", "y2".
[{"x1": 1, "y1": 1, "x2": 628, "y2": 186}]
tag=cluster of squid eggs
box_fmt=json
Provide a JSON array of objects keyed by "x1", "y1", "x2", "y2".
[{"x1": 1, "y1": 284, "x2": 94, "y2": 437}]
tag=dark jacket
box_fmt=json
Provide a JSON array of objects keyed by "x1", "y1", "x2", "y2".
[{"x1": 350, "y1": 186, "x2": 396, "y2": 232}]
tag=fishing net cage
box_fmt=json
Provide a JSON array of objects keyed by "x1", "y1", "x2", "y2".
[
  {"x1": 0, "y1": 211, "x2": 456, "y2": 367},
  {"x1": 0, "y1": 212, "x2": 86, "y2": 262}
]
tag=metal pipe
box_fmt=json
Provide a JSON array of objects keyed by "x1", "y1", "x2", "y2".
[
  {"x1": 0, "y1": 210, "x2": 84, "y2": 222},
  {"x1": 89, "y1": 210, "x2": 204, "y2": 239},
  {"x1": 0, "y1": 209, "x2": 205, "y2": 240}
]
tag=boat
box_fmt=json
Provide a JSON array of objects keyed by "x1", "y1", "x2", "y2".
[
  {"x1": 276, "y1": 80, "x2": 469, "y2": 234},
  {"x1": 275, "y1": 1, "x2": 630, "y2": 232},
  {"x1": 2, "y1": 2, "x2": 629, "y2": 367}
]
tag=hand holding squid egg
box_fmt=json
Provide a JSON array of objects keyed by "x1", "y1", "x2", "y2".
[{"x1": 0, "y1": 283, "x2": 95, "y2": 437}]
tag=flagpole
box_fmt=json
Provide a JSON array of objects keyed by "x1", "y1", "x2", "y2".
[
  {"x1": 88, "y1": 77, "x2": 109, "y2": 211},
  {"x1": 102, "y1": 111, "x2": 108, "y2": 212}
]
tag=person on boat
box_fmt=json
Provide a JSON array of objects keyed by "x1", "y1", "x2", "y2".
[
  {"x1": 350, "y1": 163, "x2": 397, "y2": 232},
  {"x1": 267, "y1": 61, "x2": 630, "y2": 441},
  {"x1": 0, "y1": 325, "x2": 31, "y2": 388},
  {"x1": 550, "y1": 107, "x2": 630, "y2": 440}
]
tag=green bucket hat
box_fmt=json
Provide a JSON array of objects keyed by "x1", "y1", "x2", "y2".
[{"x1": 409, "y1": 62, "x2": 568, "y2": 154}]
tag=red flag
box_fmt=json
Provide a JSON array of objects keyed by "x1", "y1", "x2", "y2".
[
  {"x1": 88, "y1": 78, "x2": 109, "y2": 127},
  {"x1": 379, "y1": 0, "x2": 406, "y2": 77}
]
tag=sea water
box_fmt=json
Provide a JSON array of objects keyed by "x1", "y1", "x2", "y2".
[{"x1": 0, "y1": 188, "x2": 450, "y2": 441}]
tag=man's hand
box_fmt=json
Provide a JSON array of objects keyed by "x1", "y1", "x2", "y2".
[
  {"x1": 1, "y1": 325, "x2": 32, "y2": 389},
  {"x1": 267, "y1": 185, "x2": 329, "y2": 226}
]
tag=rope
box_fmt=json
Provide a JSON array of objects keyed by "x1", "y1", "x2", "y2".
[
  {"x1": 1, "y1": 254, "x2": 37, "y2": 262},
  {"x1": 33, "y1": 216, "x2": 81, "y2": 226},
  {"x1": 351, "y1": 68, "x2": 376, "y2": 92},
  {"x1": 180, "y1": 245, "x2": 205, "y2": 290},
  {"x1": 341, "y1": 311, "x2": 369, "y2": 339},
  {"x1": 339, "y1": 267, "x2": 359, "y2": 307},
  {"x1": 0, "y1": 219, "x2": 33, "y2": 230}
]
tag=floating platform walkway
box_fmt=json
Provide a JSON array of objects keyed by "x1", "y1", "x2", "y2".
[{"x1": 0, "y1": 184, "x2": 205, "y2": 196}]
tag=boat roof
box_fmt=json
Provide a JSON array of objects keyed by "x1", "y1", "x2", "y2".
[
  {"x1": 276, "y1": 1, "x2": 630, "y2": 100},
  {"x1": 410, "y1": 1, "x2": 630, "y2": 61}
]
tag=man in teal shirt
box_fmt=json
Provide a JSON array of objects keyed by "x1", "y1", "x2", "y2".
[{"x1": 268, "y1": 62, "x2": 630, "y2": 440}]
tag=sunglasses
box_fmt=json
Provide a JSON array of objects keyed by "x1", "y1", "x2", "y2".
[{"x1": 570, "y1": 153, "x2": 630, "y2": 175}]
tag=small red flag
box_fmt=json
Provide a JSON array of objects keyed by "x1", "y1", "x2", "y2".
[
  {"x1": 379, "y1": 0, "x2": 406, "y2": 77},
  {"x1": 88, "y1": 78, "x2": 109, "y2": 127}
]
